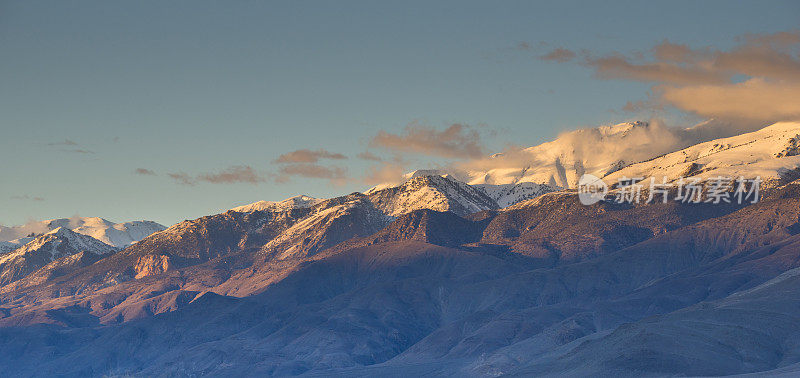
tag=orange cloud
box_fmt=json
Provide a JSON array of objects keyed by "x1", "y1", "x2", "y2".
[
  {"x1": 659, "y1": 79, "x2": 800, "y2": 122},
  {"x1": 198, "y1": 165, "x2": 265, "y2": 184},
  {"x1": 540, "y1": 48, "x2": 576, "y2": 62},
  {"x1": 276, "y1": 164, "x2": 347, "y2": 185},
  {"x1": 547, "y1": 30, "x2": 800, "y2": 124},
  {"x1": 275, "y1": 149, "x2": 347, "y2": 164},
  {"x1": 169, "y1": 166, "x2": 266, "y2": 185},
  {"x1": 370, "y1": 123, "x2": 485, "y2": 159}
]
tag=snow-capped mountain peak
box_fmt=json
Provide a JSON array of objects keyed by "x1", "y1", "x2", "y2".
[
  {"x1": 473, "y1": 182, "x2": 561, "y2": 208},
  {"x1": 364, "y1": 169, "x2": 452, "y2": 195},
  {"x1": 0, "y1": 217, "x2": 166, "y2": 248},
  {"x1": 66, "y1": 218, "x2": 166, "y2": 248},
  {"x1": 594, "y1": 120, "x2": 649, "y2": 137},
  {"x1": 230, "y1": 195, "x2": 323, "y2": 213},
  {"x1": 0, "y1": 227, "x2": 117, "y2": 286},
  {"x1": 463, "y1": 121, "x2": 800, "y2": 191},
  {"x1": 604, "y1": 121, "x2": 800, "y2": 186},
  {"x1": 9, "y1": 227, "x2": 116, "y2": 258},
  {"x1": 465, "y1": 120, "x2": 678, "y2": 188},
  {"x1": 366, "y1": 174, "x2": 499, "y2": 217},
  {"x1": 403, "y1": 169, "x2": 448, "y2": 180}
]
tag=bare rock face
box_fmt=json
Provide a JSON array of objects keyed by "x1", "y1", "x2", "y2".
[
  {"x1": 478, "y1": 191, "x2": 747, "y2": 262},
  {"x1": 775, "y1": 134, "x2": 800, "y2": 158},
  {"x1": 134, "y1": 254, "x2": 173, "y2": 279},
  {"x1": 369, "y1": 209, "x2": 489, "y2": 247},
  {"x1": 1, "y1": 251, "x2": 105, "y2": 292},
  {"x1": 258, "y1": 194, "x2": 390, "y2": 260}
]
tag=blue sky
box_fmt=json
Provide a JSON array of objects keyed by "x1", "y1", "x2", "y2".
[{"x1": 1, "y1": 0, "x2": 799, "y2": 226}]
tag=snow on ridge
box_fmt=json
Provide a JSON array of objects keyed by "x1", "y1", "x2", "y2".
[
  {"x1": 594, "y1": 120, "x2": 649, "y2": 137},
  {"x1": 473, "y1": 182, "x2": 562, "y2": 208},
  {"x1": 403, "y1": 169, "x2": 447, "y2": 180},
  {"x1": 0, "y1": 227, "x2": 116, "y2": 267},
  {"x1": 366, "y1": 174, "x2": 499, "y2": 217},
  {"x1": 230, "y1": 195, "x2": 323, "y2": 213},
  {"x1": 463, "y1": 120, "x2": 693, "y2": 188},
  {"x1": 365, "y1": 169, "x2": 560, "y2": 212},
  {"x1": 265, "y1": 197, "x2": 385, "y2": 260},
  {"x1": 69, "y1": 219, "x2": 166, "y2": 248},
  {"x1": 44, "y1": 227, "x2": 117, "y2": 254},
  {"x1": 604, "y1": 121, "x2": 800, "y2": 185},
  {"x1": 462, "y1": 121, "x2": 800, "y2": 191},
  {"x1": 363, "y1": 169, "x2": 450, "y2": 195},
  {"x1": 463, "y1": 121, "x2": 659, "y2": 188},
  {"x1": 0, "y1": 217, "x2": 166, "y2": 248}
]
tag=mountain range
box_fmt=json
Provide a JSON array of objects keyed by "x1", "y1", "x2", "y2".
[
  {"x1": 1, "y1": 122, "x2": 800, "y2": 376},
  {"x1": 0, "y1": 217, "x2": 166, "y2": 248}
]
